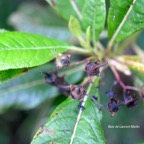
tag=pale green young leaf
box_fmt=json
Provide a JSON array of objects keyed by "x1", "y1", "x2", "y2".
[
  {"x1": 69, "y1": 16, "x2": 82, "y2": 38},
  {"x1": 86, "y1": 26, "x2": 91, "y2": 48},
  {"x1": 117, "y1": 55, "x2": 144, "y2": 74},
  {"x1": 86, "y1": 26, "x2": 91, "y2": 44}
]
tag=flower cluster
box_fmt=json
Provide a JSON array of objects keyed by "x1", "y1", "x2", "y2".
[
  {"x1": 42, "y1": 53, "x2": 141, "y2": 117},
  {"x1": 105, "y1": 84, "x2": 139, "y2": 116},
  {"x1": 42, "y1": 53, "x2": 107, "y2": 109}
]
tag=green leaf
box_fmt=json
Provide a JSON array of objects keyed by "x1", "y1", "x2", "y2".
[
  {"x1": 117, "y1": 55, "x2": 142, "y2": 62},
  {"x1": 81, "y1": 0, "x2": 106, "y2": 41},
  {"x1": 15, "y1": 3, "x2": 67, "y2": 27},
  {"x1": 8, "y1": 3, "x2": 73, "y2": 42},
  {"x1": 47, "y1": 0, "x2": 84, "y2": 20},
  {"x1": 117, "y1": 55, "x2": 144, "y2": 87},
  {"x1": 0, "y1": 64, "x2": 84, "y2": 113},
  {"x1": 108, "y1": 0, "x2": 144, "y2": 42},
  {"x1": 86, "y1": 26, "x2": 91, "y2": 45},
  {"x1": 69, "y1": 16, "x2": 82, "y2": 38},
  {"x1": 0, "y1": 31, "x2": 69, "y2": 70},
  {"x1": 132, "y1": 69, "x2": 143, "y2": 87},
  {"x1": 0, "y1": 64, "x2": 58, "y2": 113},
  {"x1": 0, "y1": 68, "x2": 28, "y2": 83},
  {"x1": 0, "y1": 29, "x2": 7, "y2": 33},
  {"x1": 47, "y1": 0, "x2": 106, "y2": 41},
  {"x1": 31, "y1": 78, "x2": 105, "y2": 144},
  {"x1": 68, "y1": 16, "x2": 87, "y2": 49}
]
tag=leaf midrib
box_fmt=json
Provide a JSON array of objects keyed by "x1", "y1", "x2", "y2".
[{"x1": 0, "y1": 46, "x2": 70, "y2": 51}]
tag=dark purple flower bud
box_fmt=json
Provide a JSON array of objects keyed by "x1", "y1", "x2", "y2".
[
  {"x1": 41, "y1": 71, "x2": 57, "y2": 84},
  {"x1": 124, "y1": 92, "x2": 138, "y2": 108},
  {"x1": 85, "y1": 60, "x2": 107, "y2": 76},
  {"x1": 55, "y1": 75, "x2": 67, "y2": 86},
  {"x1": 70, "y1": 85, "x2": 87, "y2": 100},
  {"x1": 55, "y1": 54, "x2": 71, "y2": 69},
  {"x1": 106, "y1": 98, "x2": 119, "y2": 117},
  {"x1": 41, "y1": 71, "x2": 67, "y2": 85}
]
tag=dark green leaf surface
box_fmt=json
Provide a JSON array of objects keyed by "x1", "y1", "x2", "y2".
[
  {"x1": 132, "y1": 69, "x2": 144, "y2": 87},
  {"x1": 31, "y1": 78, "x2": 105, "y2": 144},
  {"x1": 0, "y1": 64, "x2": 58, "y2": 113},
  {"x1": 0, "y1": 68, "x2": 28, "y2": 83},
  {"x1": 108, "y1": 0, "x2": 144, "y2": 42},
  {"x1": 47, "y1": 0, "x2": 106, "y2": 41},
  {"x1": 0, "y1": 32, "x2": 69, "y2": 70},
  {"x1": 81, "y1": 0, "x2": 106, "y2": 41},
  {"x1": 0, "y1": 64, "x2": 84, "y2": 113}
]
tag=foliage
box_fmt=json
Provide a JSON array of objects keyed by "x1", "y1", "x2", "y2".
[{"x1": 0, "y1": 0, "x2": 144, "y2": 144}]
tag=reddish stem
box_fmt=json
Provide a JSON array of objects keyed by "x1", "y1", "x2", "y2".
[
  {"x1": 110, "y1": 65, "x2": 139, "y2": 92},
  {"x1": 68, "y1": 56, "x2": 96, "y2": 67}
]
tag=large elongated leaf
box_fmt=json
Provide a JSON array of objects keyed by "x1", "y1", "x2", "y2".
[
  {"x1": 0, "y1": 64, "x2": 84, "y2": 113},
  {"x1": 31, "y1": 78, "x2": 105, "y2": 144},
  {"x1": 47, "y1": 0, "x2": 106, "y2": 41},
  {"x1": 0, "y1": 64, "x2": 58, "y2": 113},
  {"x1": 108, "y1": 0, "x2": 144, "y2": 42},
  {"x1": 0, "y1": 68, "x2": 28, "y2": 83},
  {"x1": 8, "y1": 3, "x2": 73, "y2": 42},
  {"x1": 0, "y1": 32, "x2": 69, "y2": 70},
  {"x1": 81, "y1": 0, "x2": 106, "y2": 41}
]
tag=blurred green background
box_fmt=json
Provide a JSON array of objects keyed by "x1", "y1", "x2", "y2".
[{"x1": 0, "y1": 0, "x2": 144, "y2": 144}]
